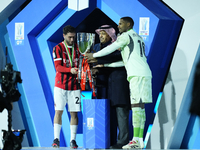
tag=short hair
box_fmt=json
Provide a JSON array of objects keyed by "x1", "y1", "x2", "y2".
[
  {"x1": 63, "y1": 25, "x2": 76, "y2": 35},
  {"x1": 121, "y1": 17, "x2": 134, "y2": 28}
]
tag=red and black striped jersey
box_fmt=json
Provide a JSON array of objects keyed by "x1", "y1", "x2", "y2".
[{"x1": 53, "y1": 42, "x2": 80, "y2": 90}]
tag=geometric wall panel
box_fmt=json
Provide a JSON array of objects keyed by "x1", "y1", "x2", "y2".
[{"x1": 168, "y1": 44, "x2": 200, "y2": 149}]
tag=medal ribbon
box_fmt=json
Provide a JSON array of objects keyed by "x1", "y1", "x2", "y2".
[
  {"x1": 63, "y1": 41, "x2": 74, "y2": 67},
  {"x1": 80, "y1": 57, "x2": 96, "y2": 97}
]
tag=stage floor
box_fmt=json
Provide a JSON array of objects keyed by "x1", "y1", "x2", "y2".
[
  {"x1": 22, "y1": 148, "x2": 108, "y2": 150},
  {"x1": 21, "y1": 148, "x2": 188, "y2": 150},
  {"x1": 22, "y1": 148, "x2": 107, "y2": 150},
  {"x1": 22, "y1": 148, "x2": 83, "y2": 150}
]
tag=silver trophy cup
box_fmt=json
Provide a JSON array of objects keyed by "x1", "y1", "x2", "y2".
[
  {"x1": 77, "y1": 33, "x2": 95, "y2": 83},
  {"x1": 77, "y1": 32, "x2": 95, "y2": 54}
]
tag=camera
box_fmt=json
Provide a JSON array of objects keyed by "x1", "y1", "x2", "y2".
[
  {"x1": 0, "y1": 63, "x2": 22, "y2": 112},
  {"x1": 0, "y1": 62, "x2": 24, "y2": 150}
]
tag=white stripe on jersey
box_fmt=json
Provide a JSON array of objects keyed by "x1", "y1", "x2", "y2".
[{"x1": 54, "y1": 58, "x2": 62, "y2": 61}]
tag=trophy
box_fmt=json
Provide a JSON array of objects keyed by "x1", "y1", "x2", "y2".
[
  {"x1": 77, "y1": 32, "x2": 95, "y2": 55},
  {"x1": 77, "y1": 33, "x2": 95, "y2": 84}
]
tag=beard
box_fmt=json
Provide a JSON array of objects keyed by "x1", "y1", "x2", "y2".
[{"x1": 65, "y1": 40, "x2": 74, "y2": 46}]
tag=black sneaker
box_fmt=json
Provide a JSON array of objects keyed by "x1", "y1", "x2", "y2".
[
  {"x1": 70, "y1": 140, "x2": 78, "y2": 149},
  {"x1": 110, "y1": 143, "x2": 123, "y2": 149},
  {"x1": 52, "y1": 138, "x2": 60, "y2": 148}
]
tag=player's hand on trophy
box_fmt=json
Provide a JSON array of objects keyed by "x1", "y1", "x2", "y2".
[
  {"x1": 91, "y1": 68, "x2": 99, "y2": 74},
  {"x1": 71, "y1": 67, "x2": 78, "y2": 74},
  {"x1": 93, "y1": 64, "x2": 104, "y2": 68},
  {"x1": 87, "y1": 58, "x2": 97, "y2": 63},
  {"x1": 85, "y1": 53, "x2": 94, "y2": 61}
]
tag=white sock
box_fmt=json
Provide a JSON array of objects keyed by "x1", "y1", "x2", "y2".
[
  {"x1": 139, "y1": 138, "x2": 144, "y2": 144},
  {"x1": 54, "y1": 123, "x2": 61, "y2": 140},
  {"x1": 70, "y1": 125, "x2": 78, "y2": 141},
  {"x1": 132, "y1": 137, "x2": 139, "y2": 143}
]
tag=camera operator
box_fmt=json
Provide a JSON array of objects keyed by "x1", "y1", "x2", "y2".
[
  {"x1": 0, "y1": 60, "x2": 23, "y2": 150},
  {"x1": 0, "y1": 48, "x2": 12, "y2": 112},
  {"x1": 0, "y1": 63, "x2": 22, "y2": 112}
]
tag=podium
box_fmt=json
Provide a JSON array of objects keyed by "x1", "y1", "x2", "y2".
[{"x1": 82, "y1": 99, "x2": 110, "y2": 149}]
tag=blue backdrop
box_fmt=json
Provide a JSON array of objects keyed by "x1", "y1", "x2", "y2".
[{"x1": 5, "y1": 0, "x2": 183, "y2": 147}]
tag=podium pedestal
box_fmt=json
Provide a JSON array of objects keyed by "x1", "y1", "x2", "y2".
[{"x1": 83, "y1": 99, "x2": 110, "y2": 149}]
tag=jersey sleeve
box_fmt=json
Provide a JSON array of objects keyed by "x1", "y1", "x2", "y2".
[
  {"x1": 93, "y1": 33, "x2": 129, "y2": 58},
  {"x1": 53, "y1": 46, "x2": 71, "y2": 73},
  {"x1": 93, "y1": 42, "x2": 120, "y2": 58}
]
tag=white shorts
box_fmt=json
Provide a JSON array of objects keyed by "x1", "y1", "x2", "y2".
[
  {"x1": 129, "y1": 76, "x2": 152, "y2": 104},
  {"x1": 54, "y1": 87, "x2": 81, "y2": 112}
]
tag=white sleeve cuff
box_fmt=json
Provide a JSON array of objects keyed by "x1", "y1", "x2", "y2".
[{"x1": 104, "y1": 61, "x2": 124, "y2": 67}]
